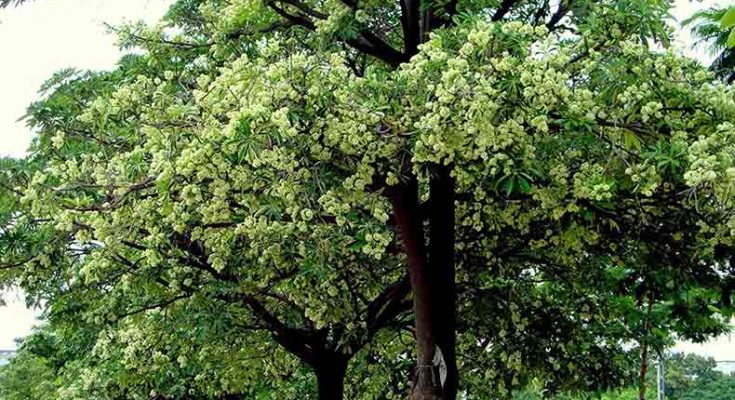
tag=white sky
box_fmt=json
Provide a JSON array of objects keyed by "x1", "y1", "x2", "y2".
[
  {"x1": 0, "y1": 0, "x2": 173, "y2": 159},
  {"x1": 0, "y1": 0, "x2": 732, "y2": 370}
]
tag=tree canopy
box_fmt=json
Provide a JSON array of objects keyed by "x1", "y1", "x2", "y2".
[{"x1": 1, "y1": 0, "x2": 735, "y2": 399}]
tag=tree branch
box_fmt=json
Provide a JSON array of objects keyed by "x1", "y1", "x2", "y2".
[
  {"x1": 118, "y1": 293, "x2": 193, "y2": 319},
  {"x1": 365, "y1": 275, "x2": 411, "y2": 336},
  {"x1": 492, "y1": 0, "x2": 522, "y2": 21},
  {"x1": 399, "y1": 0, "x2": 421, "y2": 56},
  {"x1": 547, "y1": 0, "x2": 574, "y2": 31}
]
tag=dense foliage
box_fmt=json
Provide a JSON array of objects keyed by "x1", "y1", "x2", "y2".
[
  {"x1": 1, "y1": 0, "x2": 735, "y2": 399},
  {"x1": 4, "y1": 347, "x2": 733, "y2": 399},
  {"x1": 513, "y1": 352, "x2": 735, "y2": 399}
]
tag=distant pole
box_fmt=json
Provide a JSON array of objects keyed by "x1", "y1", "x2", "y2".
[{"x1": 656, "y1": 351, "x2": 665, "y2": 400}]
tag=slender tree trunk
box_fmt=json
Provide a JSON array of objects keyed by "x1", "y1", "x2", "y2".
[
  {"x1": 391, "y1": 178, "x2": 444, "y2": 400},
  {"x1": 314, "y1": 353, "x2": 349, "y2": 400},
  {"x1": 639, "y1": 340, "x2": 649, "y2": 400},
  {"x1": 428, "y1": 165, "x2": 458, "y2": 400},
  {"x1": 639, "y1": 297, "x2": 654, "y2": 400}
]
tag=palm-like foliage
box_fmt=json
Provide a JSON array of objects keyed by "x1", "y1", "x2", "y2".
[
  {"x1": 0, "y1": 0, "x2": 31, "y2": 8},
  {"x1": 684, "y1": 6, "x2": 735, "y2": 83}
]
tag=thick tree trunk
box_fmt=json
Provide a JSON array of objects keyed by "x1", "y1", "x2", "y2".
[
  {"x1": 314, "y1": 353, "x2": 349, "y2": 400},
  {"x1": 428, "y1": 165, "x2": 458, "y2": 400},
  {"x1": 395, "y1": 1, "x2": 459, "y2": 397},
  {"x1": 264, "y1": 323, "x2": 351, "y2": 400},
  {"x1": 391, "y1": 178, "x2": 444, "y2": 400}
]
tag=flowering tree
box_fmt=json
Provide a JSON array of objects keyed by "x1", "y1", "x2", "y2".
[{"x1": 2, "y1": 0, "x2": 735, "y2": 399}]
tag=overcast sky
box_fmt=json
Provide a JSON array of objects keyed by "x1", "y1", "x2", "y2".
[{"x1": 0, "y1": 0, "x2": 732, "y2": 370}]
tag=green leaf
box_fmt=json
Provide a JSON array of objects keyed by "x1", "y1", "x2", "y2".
[
  {"x1": 721, "y1": 7, "x2": 735, "y2": 29},
  {"x1": 504, "y1": 177, "x2": 515, "y2": 196},
  {"x1": 622, "y1": 131, "x2": 641, "y2": 151},
  {"x1": 728, "y1": 27, "x2": 735, "y2": 48},
  {"x1": 347, "y1": 240, "x2": 366, "y2": 251},
  {"x1": 607, "y1": 265, "x2": 628, "y2": 281},
  {"x1": 518, "y1": 177, "x2": 533, "y2": 194},
  {"x1": 582, "y1": 209, "x2": 594, "y2": 221},
  {"x1": 707, "y1": 305, "x2": 721, "y2": 314}
]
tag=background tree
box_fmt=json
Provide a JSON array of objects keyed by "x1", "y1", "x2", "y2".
[
  {"x1": 0, "y1": 348, "x2": 57, "y2": 400},
  {"x1": 684, "y1": 5, "x2": 735, "y2": 83}
]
